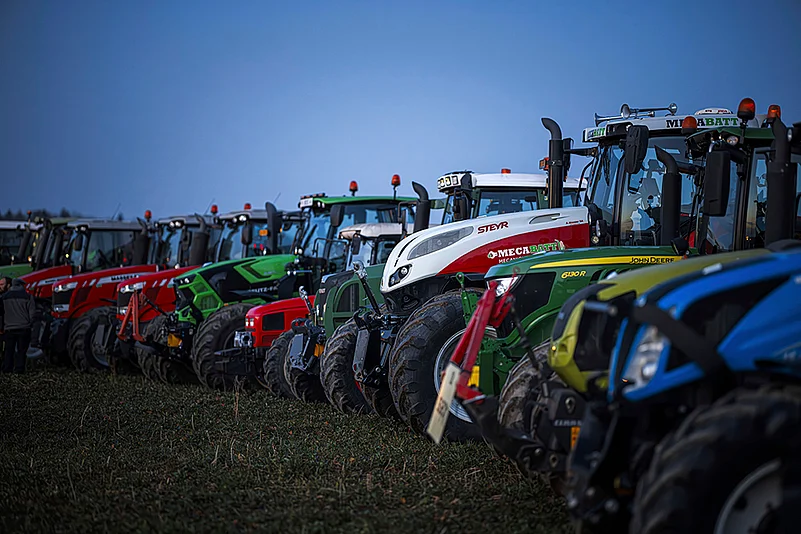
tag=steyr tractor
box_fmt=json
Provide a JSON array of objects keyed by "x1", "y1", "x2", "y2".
[
  {"x1": 331, "y1": 168, "x2": 589, "y2": 423},
  {"x1": 422, "y1": 101, "x2": 772, "y2": 443},
  {"x1": 237, "y1": 218, "x2": 410, "y2": 405},
  {"x1": 99, "y1": 209, "x2": 224, "y2": 376},
  {"x1": 131, "y1": 203, "x2": 303, "y2": 383},
  {"x1": 562, "y1": 112, "x2": 801, "y2": 532}
]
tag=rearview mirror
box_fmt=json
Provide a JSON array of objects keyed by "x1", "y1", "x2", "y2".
[
  {"x1": 624, "y1": 125, "x2": 649, "y2": 175},
  {"x1": 703, "y1": 150, "x2": 731, "y2": 217},
  {"x1": 330, "y1": 204, "x2": 345, "y2": 228},
  {"x1": 241, "y1": 220, "x2": 253, "y2": 245},
  {"x1": 265, "y1": 202, "x2": 282, "y2": 254},
  {"x1": 72, "y1": 233, "x2": 84, "y2": 251},
  {"x1": 351, "y1": 233, "x2": 362, "y2": 255}
]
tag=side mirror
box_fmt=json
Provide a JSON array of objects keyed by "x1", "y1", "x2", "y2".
[
  {"x1": 351, "y1": 233, "x2": 362, "y2": 255},
  {"x1": 624, "y1": 125, "x2": 649, "y2": 176},
  {"x1": 73, "y1": 233, "x2": 84, "y2": 251},
  {"x1": 265, "y1": 202, "x2": 282, "y2": 253},
  {"x1": 330, "y1": 204, "x2": 345, "y2": 228},
  {"x1": 702, "y1": 150, "x2": 731, "y2": 217},
  {"x1": 241, "y1": 220, "x2": 253, "y2": 245}
]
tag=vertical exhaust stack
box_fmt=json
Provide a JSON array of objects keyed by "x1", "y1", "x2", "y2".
[
  {"x1": 411, "y1": 181, "x2": 431, "y2": 233},
  {"x1": 655, "y1": 146, "x2": 680, "y2": 246},
  {"x1": 542, "y1": 118, "x2": 564, "y2": 209},
  {"x1": 765, "y1": 113, "x2": 794, "y2": 245}
]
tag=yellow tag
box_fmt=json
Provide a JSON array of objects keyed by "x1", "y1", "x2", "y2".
[
  {"x1": 571, "y1": 426, "x2": 580, "y2": 449},
  {"x1": 167, "y1": 334, "x2": 182, "y2": 348},
  {"x1": 314, "y1": 344, "x2": 324, "y2": 357},
  {"x1": 467, "y1": 364, "x2": 480, "y2": 387}
]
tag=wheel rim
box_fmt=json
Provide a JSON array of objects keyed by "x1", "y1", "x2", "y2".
[
  {"x1": 434, "y1": 328, "x2": 474, "y2": 423},
  {"x1": 714, "y1": 459, "x2": 781, "y2": 534}
]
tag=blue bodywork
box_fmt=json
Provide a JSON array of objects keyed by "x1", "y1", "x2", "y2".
[{"x1": 609, "y1": 247, "x2": 801, "y2": 402}]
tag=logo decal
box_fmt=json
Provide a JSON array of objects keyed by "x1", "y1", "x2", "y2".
[
  {"x1": 477, "y1": 221, "x2": 509, "y2": 234},
  {"x1": 629, "y1": 256, "x2": 678, "y2": 265},
  {"x1": 487, "y1": 240, "x2": 565, "y2": 263},
  {"x1": 561, "y1": 270, "x2": 587, "y2": 279}
]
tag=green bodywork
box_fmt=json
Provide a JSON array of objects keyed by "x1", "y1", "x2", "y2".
[
  {"x1": 0, "y1": 264, "x2": 33, "y2": 278},
  {"x1": 318, "y1": 263, "x2": 385, "y2": 334},
  {"x1": 464, "y1": 246, "x2": 685, "y2": 395},
  {"x1": 175, "y1": 254, "x2": 298, "y2": 324}
]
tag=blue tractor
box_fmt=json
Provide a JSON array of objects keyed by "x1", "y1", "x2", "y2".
[{"x1": 567, "y1": 113, "x2": 801, "y2": 533}]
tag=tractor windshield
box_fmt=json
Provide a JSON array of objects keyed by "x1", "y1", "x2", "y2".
[
  {"x1": 589, "y1": 135, "x2": 697, "y2": 246},
  {"x1": 0, "y1": 229, "x2": 23, "y2": 266},
  {"x1": 217, "y1": 219, "x2": 271, "y2": 261},
  {"x1": 158, "y1": 226, "x2": 184, "y2": 267},
  {"x1": 67, "y1": 229, "x2": 138, "y2": 271},
  {"x1": 475, "y1": 188, "x2": 583, "y2": 218}
]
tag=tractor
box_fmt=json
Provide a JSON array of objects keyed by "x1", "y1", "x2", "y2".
[
  {"x1": 130, "y1": 203, "x2": 303, "y2": 383},
  {"x1": 170, "y1": 179, "x2": 417, "y2": 390},
  {"x1": 562, "y1": 112, "x2": 801, "y2": 532},
  {"x1": 0, "y1": 217, "x2": 43, "y2": 278},
  {"x1": 331, "y1": 167, "x2": 590, "y2": 423}
]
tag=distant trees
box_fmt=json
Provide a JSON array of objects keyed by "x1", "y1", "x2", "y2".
[{"x1": 1, "y1": 208, "x2": 83, "y2": 221}]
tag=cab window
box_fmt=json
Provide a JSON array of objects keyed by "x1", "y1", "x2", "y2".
[{"x1": 744, "y1": 151, "x2": 801, "y2": 248}]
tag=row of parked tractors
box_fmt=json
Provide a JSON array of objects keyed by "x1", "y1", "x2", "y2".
[{"x1": 3, "y1": 97, "x2": 801, "y2": 532}]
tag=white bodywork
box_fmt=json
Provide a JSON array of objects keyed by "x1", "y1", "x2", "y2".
[
  {"x1": 338, "y1": 223, "x2": 403, "y2": 240},
  {"x1": 380, "y1": 206, "x2": 589, "y2": 294}
]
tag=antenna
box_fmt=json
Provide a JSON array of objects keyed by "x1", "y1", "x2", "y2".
[
  {"x1": 204, "y1": 198, "x2": 216, "y2": 215},
  {"x1": 110, "y1": 203, "x2": 122, "y2": 220},
  {"x1": 273, "y1": 192, "x2": 281, "y2": 204}
]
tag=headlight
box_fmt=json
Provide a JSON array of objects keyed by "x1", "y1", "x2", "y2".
[
  {"x1": 174, "y1": 274, "x2": 196, "y2": 287},
  {"x1": 492, "y1": 276, "x2": 520, "y2": 296},
  {"x1": 388, "y1": 264, "x2": 411, "y2": 287},
  {"x1": 408, "y1": 226, "x2": 473, "y2": 259},
  {"x1": 622, "y1": 325, "x2": 666, "y2": 391},
  {"x1": 238, "y1": 215, "x2": 248, "y2": 222},
  {"x1": 54, "y1": 281, "x2": 77, "y2": 292},
  {"x1": 120, "y1": 282, "x2": 145, "y2": 293}
]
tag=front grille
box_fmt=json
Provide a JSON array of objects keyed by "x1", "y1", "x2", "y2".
[
  {"x1": 336, "y1": 284, "x2": 360, "y2": 313},
  {"x1": 175, "y1": 287, "x2": 194, "y2": 310},
  {"x1": 510, "y1": 273, "x2": 556, "y2": 321},
  {"x1": 53, "y1": 289, "x2": 72, "y2": 307},
  {"x1": 117, "y1": 290, "x2": 133, "y2": 309}
]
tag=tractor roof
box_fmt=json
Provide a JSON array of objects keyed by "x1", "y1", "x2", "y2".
[
  {"x1": 0, "y1": 220, "x2": 29, "y2": 230},
  {"x1": 338, "y1": 222, "x2": 403, "y2": 240},
  {"x1": 436, "y1": 171, "x2": 586, "y2": 193},
  {"x1": 217, "y1": 208, "x2": 269, "y2": 222},
  {"x1": 583, "y1": 104, "x2": 766, "y2": 143},
  {"x1": 67, "y1": 218, "x2": 144, "y2": 231},
  {"x1": 298, "y1": 194, "x2": 415, "y2": 209},
  {"x1": 156, "y1": 214, "x2": 213, "y2": 227}
]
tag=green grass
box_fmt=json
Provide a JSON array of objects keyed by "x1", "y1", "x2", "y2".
[{"x1": 0, "y1": 368, "x2": 571, "y2": 533}]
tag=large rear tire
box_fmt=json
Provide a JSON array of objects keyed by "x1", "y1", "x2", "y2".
[
  {"x1": 629, "y1": 386, "x2": 801, "y2": 534},
  {"x1": 262, "y1": 330, "x2": 294, "y2": 398},
  {"x1": 319, "y1": 320, "x2": 373, "y2": 414},
  {"x1": 192, "y1": 303, "x2": 254, "y2": 391},
  {"x1": 283, "y1": 332, "x2": 328, "y2": 403},
  {"x1": 136, "y1": 315, "x2": 166, "y2": 381},
  {"x1": 388, "y1": 290, "x2": 483, "y2": 442},
  {"x1": 68, "y1": 307, "x2": 112, "y2": 373}
]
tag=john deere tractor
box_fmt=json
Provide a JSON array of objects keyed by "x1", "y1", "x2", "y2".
[{"x1": 178, "y1": 181, "x2": 417, "y2": 390}]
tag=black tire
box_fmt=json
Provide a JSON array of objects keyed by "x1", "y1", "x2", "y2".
[
  {"x1": 283, "y1": 332, "x2": 328, "y2": 403},
  {"x1": 136, "y1": 315, "x2": 166, "y2": 381},
  {"x1": 262, "y1": 330, "x2": 295, "y2": 398},
  {"x1": 192, "y1": 303, "x2": 254, "y2": 391},
  {"x1": 496, "y1": 343, "x2": 550, "y2": 432},
  {"x1": 319, "y1": 320, "x2": 373, "y2": 414},
  {"x1": 629, "y1": 386, "x2": 801, "y2": 534},
  {"x1": 68, "y1": 307, "x2": 113, "y2": 373},
  {"x1": 388, "y1": 289, "x2": 483, "y2": 442}
]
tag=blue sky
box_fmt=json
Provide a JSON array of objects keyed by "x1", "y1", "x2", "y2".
[{"x1": 1, "y1": 0, "x2": 800, "y2": 219}]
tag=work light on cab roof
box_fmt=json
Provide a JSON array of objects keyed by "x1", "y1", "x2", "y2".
[
  {"x1": 738, "y1": 97, "x2": 756, "y2": 122},
  {"x1": 767, "y1": 104, "x2": 781, "y2": 120},
  {"x1": 243, "y1": 203, "x2": 251, "y2": 210},
  {"x1": 144, "y1": 210, "x2": 152, "y2": 221},
  {"x1": 210, "y1": 204, "x2": 218, "y2": 215},
  {"x1": 501, "y1": 168, "x2": 511, "y2": 174},
  {"x1": 349, "y1": 181, "x2": 359, "y2": 196}
]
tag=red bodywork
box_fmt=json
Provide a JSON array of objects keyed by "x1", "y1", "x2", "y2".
[
  {"x1": 53, "y1": 265, "x2": 163, "y2": 321},
  {"x1": 115, "y1": 266, "x2": 196, "y2": 340},
  {"x1": 20, "y1": 265, "x2": 74, "y2": 300},
  {"x1": 245, "y1": 296, "x2": 315, "y2": 348}
]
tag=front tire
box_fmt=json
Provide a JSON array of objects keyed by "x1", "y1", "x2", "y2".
[
  {"x1": 262, "y1": 330, "x2": 295, "y2": 398},
  {"x1": 630, "y1": 386, "x2": 801, "y2": 534},
  {"x1": 319, "y1": 320, "x2": 373, "y2": 414},
  {"x1": 192, "y1": 303, "x2": 254, "y2": 391},
  {"x1": 388, "y1": 290, "x2": 483, "y2": 442},
  {"x1": 136, "y1": 315, "x2": 166, "y2": 381},
  {"x1": 283, "y1": 332, "x2": 328, "y2": 403},
  {"x1": 68, "y1": 307, "x2": 113, "y2": 373}
]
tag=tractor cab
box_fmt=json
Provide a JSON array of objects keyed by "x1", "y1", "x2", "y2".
[
  {"x1": 152, "y1": 213, "x2": 222, "y2": 268},
  {"x1": 436, "y1": 170, "x2": 586, "y2": 225},
  {"x1": 0, "y1": 220, "x2": 30, "y2": 267},
  {"x1": 0, "y1": 219, "x2": 45, "y2": 279},
  {"x1": 338, "y1": 223, "x2": 404, "y2": 269},
  {"x1": 214, "y1": 204, "x2": 301, "y2": 261}
]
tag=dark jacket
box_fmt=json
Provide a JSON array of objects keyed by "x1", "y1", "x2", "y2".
[{"x1": 0, "y1": 279, "x2": 35, "y2": 331}]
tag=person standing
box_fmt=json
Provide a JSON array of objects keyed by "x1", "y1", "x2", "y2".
[
  {"x1": 1, "y1": 278, "x2": 35, "y2": 374},
  {"x1": 0, "y1": 276, "x2": 11, "y2": 360}
]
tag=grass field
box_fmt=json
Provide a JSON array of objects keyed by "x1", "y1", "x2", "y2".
[{"x1": 0, "y1": 368, "x2": 571, "y2": 533}]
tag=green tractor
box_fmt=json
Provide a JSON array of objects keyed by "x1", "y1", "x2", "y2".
[
  {"x1": 182, "y1": 181, "x2": 418, "y2": 390},
  {"x1": 405, "y1": 101, "x2": 770, "y2": 443}
]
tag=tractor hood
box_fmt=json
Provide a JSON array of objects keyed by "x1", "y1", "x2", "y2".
[
  {"x1": 176, "y1": 254, "x2": 298, "y2": 288},
  {"x1": 246, "y1": 296, "x2": 315, "y2": 321},
  {"x1": 115, "y1": 265, "x2": 197, "y2": 295},
  {"x1": 380, "y1": 207, "x2": 590, "y2": 294},
  {"x1": 20, "y1": 265, "x2": 74, "y2": 299},
  {"x1": 54, "y1": 264, "x2": 161, "y2": 293}
]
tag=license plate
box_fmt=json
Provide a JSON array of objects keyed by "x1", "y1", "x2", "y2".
[
  {"x1": 167, "y1": 334, "x2": 182, "y2": 348},
  {"x1": 571, "y1": 426, "x2": 580, "y2": 449},
  {"x1": 426, "y1": 362, "x2": 461, "y2": 444}
]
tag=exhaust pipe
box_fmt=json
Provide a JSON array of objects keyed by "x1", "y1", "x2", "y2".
[
  {"x1": 765, "y1": 117, "x2": 794, "y2": 245},
  {"x1": 412, "y1": 181, "x2": 431, "y2": 233},
  {"x1": 542, "y1": 118, "x2": 564, "y2": 209},
  {"x1": 655, "y1": 146, "x2": 680, "y2": 246}
]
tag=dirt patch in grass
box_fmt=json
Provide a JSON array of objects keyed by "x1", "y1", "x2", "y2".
[{"x1": 0, "y1": 368, "x2": 571, "y2": 533}]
